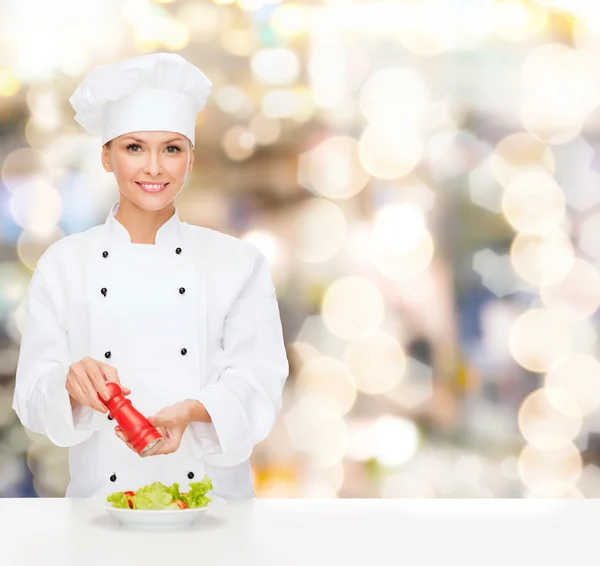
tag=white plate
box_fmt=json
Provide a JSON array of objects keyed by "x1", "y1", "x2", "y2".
[{"x1": 89, "y1": 494, "x2": 225, "y2": 531}]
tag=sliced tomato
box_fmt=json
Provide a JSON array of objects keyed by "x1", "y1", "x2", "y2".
[
  {"x1": 174, "y1": 499, "x2": 188, "y2": 509},
  {"x1": 123, "y1": 491, "x2": 135, "y2": 509}
]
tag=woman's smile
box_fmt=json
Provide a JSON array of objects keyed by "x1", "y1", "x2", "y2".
[{"x1": 135, "y1": 181, "x2": 170, "y2": 194}]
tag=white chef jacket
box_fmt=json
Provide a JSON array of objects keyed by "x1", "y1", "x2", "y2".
[{"x1": 12, "y1": 201, "x2": 289, "y2": 500}]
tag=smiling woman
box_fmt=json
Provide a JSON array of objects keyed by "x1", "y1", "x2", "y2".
[
  {"x1": 100, "y1": 131, "x2": 195, "y2": 232},
  {"x1": 11, "y1": 52, "x2": 290, "y2": 502}
]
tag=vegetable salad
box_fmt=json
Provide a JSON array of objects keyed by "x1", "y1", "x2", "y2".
[{"x1": 106, "y1": 475, "x2": 213, "y2": 510}]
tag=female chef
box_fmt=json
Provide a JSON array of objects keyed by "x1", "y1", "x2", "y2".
[{"x1": 11, "y1": 53, "x2": 289, "y2": 500}]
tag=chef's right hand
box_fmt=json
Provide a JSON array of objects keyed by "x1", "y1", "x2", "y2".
[{"x1": 66, "y1": 357, "x2": 131, "y2": 414}]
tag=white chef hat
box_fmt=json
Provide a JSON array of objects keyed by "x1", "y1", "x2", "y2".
[{"x1": 69, "y1": 52, "x2": 212, "y2": 147}]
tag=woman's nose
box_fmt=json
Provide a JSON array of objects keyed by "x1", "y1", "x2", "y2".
[{"x1": 144, "y1": 153, "x2": 164, "y2": 176}]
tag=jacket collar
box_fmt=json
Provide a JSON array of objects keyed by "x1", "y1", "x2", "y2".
[{"x1": 104, "y1": 201, "x2": 182, "y2": 249}]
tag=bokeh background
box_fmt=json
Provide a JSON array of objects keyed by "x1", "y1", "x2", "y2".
[{"x1": 2, "y1": 0, "x2": 600, "y2": 499}]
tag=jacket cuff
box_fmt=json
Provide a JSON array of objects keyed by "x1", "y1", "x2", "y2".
[
  {"x1": 192, "y1": 386, "x2": 253, "y2": 466},
  {"x1": 187, "y1": 421, "x2": 222, "y2": 457},
  {"x1": 40, "y1": 365, "x2": 100, "y2": 446}
]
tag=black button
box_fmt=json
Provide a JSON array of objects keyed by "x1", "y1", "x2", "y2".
[
  {"x1": 181, "y1": 348, "x2": 187, "y2": 356},
  {"x1": 102, "y1": 251, "x2": 109, "y2": 258},
  {"x1": 188, "y1": 472, "x2": 194, "y2": 480},
  {"x1": 104, "y1": 351, "x2": 111, "y2": 359},
  {"x1": 175, "y1": 247, "x2": 182, "y2": 255},
  {"x1": 110, "y1": 474, "x2": 117, "y2": 482},
  {"x1": 179, "y1": 287, "x2": 185, "y2": 294},
  {"x1": 108, "y1": 415, "x2": 113, "y2": 420},
  {"x1": 101, "y1": 287, "x2": 107, "y2": 296}
]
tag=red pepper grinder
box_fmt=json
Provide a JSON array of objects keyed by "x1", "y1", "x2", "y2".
[{"x1": 98, "y1": 382, "x2": 163, "y2": 456}]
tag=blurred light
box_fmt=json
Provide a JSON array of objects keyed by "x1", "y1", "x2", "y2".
[
  {"x1": 518, "y1": 442, "x2": 582, "y2": 491},
  {"x1": 308, "y1": 30, "x2": 345, "y2": 109},
  {"x1": 426, "y1": 129, "x2": 488, "y2": 181},
  {"x1": 0, "y1": 68, "x2": 20, "y2": 97},
  {"x1": 261, "y1": 88, "x2": 314, "y2": 120},
  {"x1": 359, "y1": 67, "x2": 430, "y2": 123},
  {"x1": 501, "y1": 171, "x2": 566, "y2": 234},
  {"x1": 237, "y1": 0, "x2": 272, "y2": 11},
  {"x1": 131, "y1": 5, "x2": 187, "y2": 52},
  {"x1": 249, "y1": 113, "x2": 282, "y2": 145},
  {"x1": 521, "y1": 46, "x2": 600, "y2": 144},
  {"x1": 490, "y1": 132, "x2": 555, "y2": 188},
  {"x1": 373, "y1": 203, "x2": 426, "y2": 254},
  {"x1": 492, "y1": 0, "x2": 547, "y2": 42},
  {"x1": 322, "y1": 276, "x2": 385, "y2": 340},
  {"x1": 344, "y1": 331, "x2": 406, "y2": 395},
  {"x1": 10, "y1": 179, "x2": 63, "y2": 233},
  {"x1": 251, "y1": 48, "x2": 300, "y2": 86},
  {"x1": 17, "y1": 227, "x2": 65, "y2": 272},
  {"x1": 372, "y1": 230, "x2": 435, "y2": 281},
  {"x1": 510, "y1": 230, "x2": 574, "y2": 286},
  {"x1": 26, "y1": 87, "x2": 61, "y2": 131},
  {"x1": 220, "y1": 28, "x2": 258, "y2": 56},
  {"x1": 319, "y1": 462, "x2": 345, "y2": 493},
  {"x1": 297, "y1": 136, "x2": 370, "y2": 200},
  {"x1": 213, "y1": 0, "x2": 235, "y2": 4},
  {"x1": 525, "y1": 482, "x2": 583, "y2": 498},
  {"x1": 372, "y1": 416, "x2": 420, "y2": 468},
  {"x1": 7, "y1": 0, "x2": 123, "y2": 80},
  {"x1": 384, "y1": 357, "x2": 434, "y2": 410},
  {"x1": 469, "y1": 158, "x2": 504, "y2": 214},
  {"x1": 293, "y1": 198, "x2": 347, "y2": 263},
  {"x1": 288, "y1": 340, "x2": 321, "y2": 367},
  {"x1": 545, "y1": 353, "x2": 600, "y2": 416},
  {"x1": 381, "y1": 471, "x2": 436, "y2": 498},
  {"x1": 0, "y1": 263, "x2": 30, "y2": 313},
  {"x1": 509, "y1": 308, "x2": 573, "y2": 372},
  {"x1": 176, "y1": 2, "x2": 221, "y2": 40},
  {"x1": 13, "y1": 297, "x2": 29, "y2": 339},
  {"x1": 397, "y1": 0, "x2": 495, "y2": 56},
  {"x1": 241, "y1": 230, "x2": 280, "y2": 266},
  {"x1": 270, "y1": 3, "x2": 311, "y2": 37},
  {"x1": 518, "y1": 387, "x2": 582, "y2": 450},
  {"x1": 540, "y1": 258, "x2": 600, "y2": 319},
  {"x1": 1, "y1": 148, "x2": 46, "y2": 193},
  {"x1": 359, "y1": 121, "x2": 422, "y2": 179},
  {"x1": 578, "y1": 210, "x2": 600, "y2": 260},
  {"x1": 162, "y1": 20, "x2": 190, "y2": 50},
  {"x1": 472, "y1": 249, "x2": 520, "y2": 298},
  {"x1": 284, "y1": 396, "x2": 349, "y2": 468},
  {"x1": 221, "y1": 126, "x2": 256, "y2": 161},
  {"x1": 214, "y1": 85, "x2": 250, "y2": 115},
  {"x1": 295, "y1": 355, "x2": 357, "y2": 416}
]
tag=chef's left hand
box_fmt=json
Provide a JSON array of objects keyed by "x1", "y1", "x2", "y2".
[{"x1": 114, "y1": 401, "x2": 193, "y2": 456}]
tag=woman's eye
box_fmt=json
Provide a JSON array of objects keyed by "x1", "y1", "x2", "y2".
[
  {"x1": 126, "y1": 144, "x2": 141, "y2": 152},
  {"x1": 166, "y1": 146, "x2": 181, "y2": 154}
]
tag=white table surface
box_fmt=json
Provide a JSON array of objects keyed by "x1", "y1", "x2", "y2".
[{"x1": 0, "y1": 497, "x2": 594, "y2": 566}]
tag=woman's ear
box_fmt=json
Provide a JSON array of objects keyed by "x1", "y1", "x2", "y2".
[
  {"x1": 101, "y1": 145, "x2": 113, "y2": 173},
  {"x1": 187, "y1": 144, "x2": 195, "y2": 173}
]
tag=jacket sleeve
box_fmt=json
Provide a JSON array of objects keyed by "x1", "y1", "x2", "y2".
[
  {"x1": 189, "y1": 248, "x2": 289, "y2": 466},
  {"x1": 12, "y1": 266, "x2": 101, "y2": 448}
]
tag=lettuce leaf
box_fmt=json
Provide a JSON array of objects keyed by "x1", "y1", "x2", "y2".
[
  {"x1": 106, "y1": 491, "x2": 129, "y2": 509},
  {"x1": 184, "y1": 476, "x2": 213, "y2": 508},
  {"x1": 132, "y1": 481, "x2": 175, "y2": 510}
]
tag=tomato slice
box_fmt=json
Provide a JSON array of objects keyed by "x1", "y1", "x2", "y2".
[
  {"x1": 123, "y1": 491, "x2": 135, "y2": 509},
  {"x1": 174, "y1": 499, "x2": 188, "y2": 509}
]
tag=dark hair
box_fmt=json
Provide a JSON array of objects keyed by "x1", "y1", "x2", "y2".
[{"x1": 103, "y1": 140, "x2": 112, "y2": 150}]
